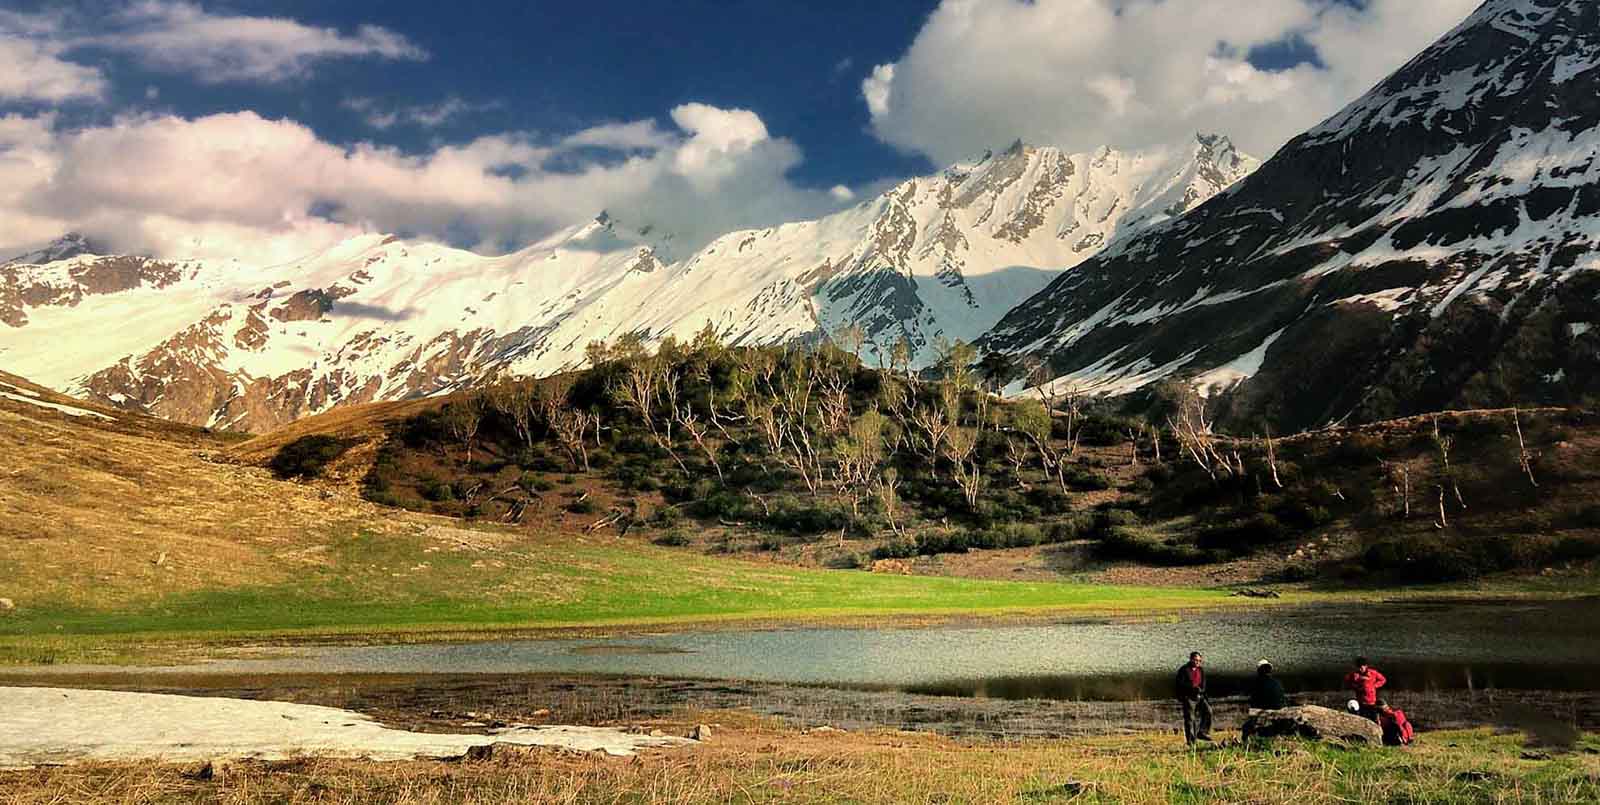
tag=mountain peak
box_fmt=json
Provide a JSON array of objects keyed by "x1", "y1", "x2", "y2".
[{"x1": 4, "y1": 232, "x2": 99, "y2": 267}]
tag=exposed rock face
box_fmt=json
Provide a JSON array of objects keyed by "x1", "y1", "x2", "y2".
[
  {"x1": 1240, "y1": 705, "x2": 1384, "y2": 744},
  {"x1": 1, "y1": 135, "x2": 1255, "y2": 432},
  {"x1": 983, "y1": 0, "x2": 1600, "y2": 431}
]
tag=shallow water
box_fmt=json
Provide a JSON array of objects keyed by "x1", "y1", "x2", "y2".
[{"x1": 14, "y1": 599, "x2": 1600, "y2": 701}]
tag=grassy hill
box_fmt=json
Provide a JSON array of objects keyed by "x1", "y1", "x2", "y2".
[
  {"x1": 231, "y1": 338, "x2": 1600, "y2": 588},
  {"x1": 0, "y1": 367, "x2": 1243, "y2": 665}
]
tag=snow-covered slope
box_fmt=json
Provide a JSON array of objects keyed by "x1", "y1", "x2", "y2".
[
  {"x1": 983, "y1": 0, "x2": 1600, "y2": 430},
  {"x1": 0, "y1": 136, "x2": 1256, "y2": 431}
]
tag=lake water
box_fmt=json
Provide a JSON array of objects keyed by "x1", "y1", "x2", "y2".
[{"x1": 15, "y1": 599, "x2": 1600, "y2": 701}]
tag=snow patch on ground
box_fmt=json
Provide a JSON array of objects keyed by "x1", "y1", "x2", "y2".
[
  {"x1": 0, "y1": 388, "x2": 112, "y2": 420},
  {"x1": 0, "y1": 687, "x2": 693, "y2": 768},
  {"x1": 1193, "y1": 327, "x2": 1287, "y2": 396}
]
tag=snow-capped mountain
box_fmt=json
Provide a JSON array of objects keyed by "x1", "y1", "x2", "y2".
[
  {"x1": 3, "y1": 233, "x2": 98, "y2": 269},
  {"x1": 983, "y1": 0, "x2": 1600, "y2": 431},
  {"x1": 0, "y1": 136, "x2": 1256, "y2": 431}
]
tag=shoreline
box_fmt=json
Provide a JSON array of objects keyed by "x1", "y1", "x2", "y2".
[
  {"x1": 4, "y1": 588, "x2": 1594, "y2": 670},
  {"x1": 4, "y1": 671, "x2": 1598, "y2": 740}
]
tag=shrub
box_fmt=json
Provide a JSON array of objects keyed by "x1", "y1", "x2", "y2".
[
  {"x1": 420, "y1": 476, "x2": 455, "y2": 502},
  {"x1": 1098, "y1": 524, "x2": 1210, "y2": 566},
  {"x1": 566, "y1": 498, "x2": 597, "y2": 514},
  {"x1": 870, "y1": 540, "x2": 918, "y2": 560},
  {"x1": 1196, "y1": 513, "x2": 1292, "y2": 553},
  {"x1": 652, "y1": 530, "x2": 692, "y2": 547},
  {"x1": 1061, "y1": 465, "x2": 1112, "y2": 492},
  {"x1": 269, "y1": 435, "x2": 352, "y2": 480}
]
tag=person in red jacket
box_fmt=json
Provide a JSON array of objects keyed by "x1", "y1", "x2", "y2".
[
  {"x1": 1344, "y1": 656, "x2": 1387, "y2": 721},
  {"x1": 1376, "y1": 700, "x2": 1414, "y2": 746},
  {"x1": 1174, "y1": 651, "x2": 1213, "y2": 745}
]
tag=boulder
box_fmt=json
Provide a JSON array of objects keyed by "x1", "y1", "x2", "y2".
[
  {"x1": 690, "y1": 724, "x2": 712, "y2": 742},
  {"x1": 1240, "y1": 705, "x2": 1383, "y2": 744}
]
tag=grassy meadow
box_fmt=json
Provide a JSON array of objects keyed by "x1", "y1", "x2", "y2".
[{"x1": 4, "y1": 722, "x2": 1597, "y2": 804}]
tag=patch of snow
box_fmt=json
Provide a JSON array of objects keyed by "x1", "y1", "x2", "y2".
[
  {"x1": 0, "y1": 390, "x2": 112, "y2": 420},
  {"x1": 1192, "y1": 327, "x2": 1287, "y2": 396},
  {"x1": 0, "y1": 687, "x2": 693, "y2": 768}
]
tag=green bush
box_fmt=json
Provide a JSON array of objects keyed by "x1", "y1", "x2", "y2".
[
  {"x1": 1098, "y1": 524, "x2": 1210, "y2": 566},
  {"x1": 870, "y1": 540, "x2": 918, "y2": 560},
  {"x1": 652, "y1": 530, "x2": 692, "y2": 547},
  {"x1": 269, "y1": 435, "x2": 352, "y2": 480},
  {"x1": 1196, "y1": 513, "x2": 1292, "y2": 553},
  {"x1": 420, "y1": 476, "x2": 455, "y2": 502},
  {"x1": 566, "y1": 498, "x2": 597, "y2": 514}
]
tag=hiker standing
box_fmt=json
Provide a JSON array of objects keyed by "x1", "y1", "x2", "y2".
[
  {"x1": 1175, "y1": 651, "x2": 1213, "y2": 744},
  {"x1": 1249, "y1": 659, "x2": 1287, "y2": 710},
  {"x1": 1344, "y1": 656, "x2": 1387, "y2": 721}
]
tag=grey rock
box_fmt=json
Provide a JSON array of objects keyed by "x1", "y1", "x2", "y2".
[{"x1": 1241, "y1": 705, "x2": 1383, "y2": 744}]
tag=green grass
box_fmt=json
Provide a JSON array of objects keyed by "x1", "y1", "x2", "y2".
[{"x1": 0, "y1": 528, "x2": 1245, "y2": 665}]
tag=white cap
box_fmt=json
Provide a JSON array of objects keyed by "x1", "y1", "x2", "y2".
[
  {"x1": 1347, "y1": 699, "x2": 1361, "y2": 713},
  {"x1": 1257, "y1": 659, "x2": 1272, "y2": 668}
]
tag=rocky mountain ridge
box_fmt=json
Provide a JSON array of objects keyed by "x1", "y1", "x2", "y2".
[
  {"x1": 983, "y1": 0, "x2": 1600, "y2": 430},
  {"x1": 0, "y1": 135, "x2": 1256, "y2": 431}
]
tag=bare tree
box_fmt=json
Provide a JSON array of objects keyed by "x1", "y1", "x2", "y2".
[
  {"x1": 615, "y1": 356, "x2": 687, "y2": 474},
  {"x1": 486, "y1": 378, "x2": 539, "y2": 450},
  {"x1": 442, "y1": 394, "x2": 485, "y2": 464},
  {"x1": 944, "y1": 426, "x2": 983, "y2": 508},
  {"x1": 876, "y1": 468, "x2": 907, "y2": 539},
  {"x1": 1511, "y1": 407, "x2": 1539, "y2": 488},
  {"x1": 675, "y1": 400, "x2": 724, "y2": 484},
  {"x1": 1263, "y1": 426, "x2": 1283, "y2": 489},
  {"x1": 1382, "y1": 460, "x2": 1411, "y2": 519},
  {"x1": 890, "y1": 335, "x2": 914, "y2": 379},
  {"x1": 551, "y1": 409, "x2": 597, "y2": 472}
]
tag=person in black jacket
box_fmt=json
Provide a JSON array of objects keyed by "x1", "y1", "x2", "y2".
[
  {"x1": 1175, "y1": 651, "x2": 1213, "y2": 744},
  {"x1": 1249, "y1": 659, "x2": 1287, "y2": 710}
]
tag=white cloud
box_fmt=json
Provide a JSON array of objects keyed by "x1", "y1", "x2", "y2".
[
  {"x1": 861, "y1": 63, "x2": 894, "y2": 118},
  {"x1": 862, "y1": 0, "x2": 1482, "y2": 163},
  {"x1": 829, "y1": 184, "x2": 855, "y2": 202},
  {"x1": 668, "y1": 103, "x2": 771, "y2": 187},
  {"x1": 82, "y1": 1, "x2": 427, "y2": 83},
  {"x1": 0, "y1": 12, "x2": 106, "y2": 102},
  {"x1": 0, "y1": 104, "x2": 850, "y2": 261},
  {"x1": 0, "y1": 2, "x2": 426, "y2": 98}
]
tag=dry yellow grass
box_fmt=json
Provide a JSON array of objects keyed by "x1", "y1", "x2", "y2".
[
  {"x1": 0, "y1": 393, "x2": 415, "y2": 609},
  {"x1": 2, "y1": 719, "x2": 1597, "y2": 804}
]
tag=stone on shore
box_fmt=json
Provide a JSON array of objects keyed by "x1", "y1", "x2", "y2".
[{"x1": 1241, "y1": 705, "x2": 1383, "y2": 744}]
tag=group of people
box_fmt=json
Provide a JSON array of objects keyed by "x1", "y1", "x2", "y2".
[{"x1": 1174, "y1": 652, "x2": 1414, "y2": 747}]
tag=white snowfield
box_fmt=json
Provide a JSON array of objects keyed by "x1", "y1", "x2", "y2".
[
  {"x1": 0, "y1": 687, "x2": 693, "y2": 768},
  {"x1": 0, "y1": 381, "x2": 112, "y2": 420},
  {"x1": 0, "y1": 134, "x2": 1255, "y2": 429}
]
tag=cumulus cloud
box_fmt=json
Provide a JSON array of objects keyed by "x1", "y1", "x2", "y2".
[
  {"x1": 829, "y1": 184, "x2": 855, "y2": 202},
  {"x1": 0, "y1": 103, "x2": 850, "y2": 261},
  {"x1": 0, "y1": 12, "x2": 106, "y2": 101},
  {"x1": 863, "y1": 0, "x2": 1482, "y2": 163}
]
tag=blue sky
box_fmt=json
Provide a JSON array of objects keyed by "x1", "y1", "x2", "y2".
[{"x1": 0, "y1": 0, "x2": 1481, "y2": 259}]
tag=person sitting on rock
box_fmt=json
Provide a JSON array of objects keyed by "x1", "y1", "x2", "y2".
[
  {"x1": 1249, "y1": 659, "x2": 1287, "y2": 710},
  {"x1": 1344, "y1": 656, "x2": 1387, "y2": 721},
  {"x1": 1376, "y1": 700, "x2": 1414, "y2": 746},
  {"x1": 1175, "y1": 651, "x2": 1213, "y2": 745}
]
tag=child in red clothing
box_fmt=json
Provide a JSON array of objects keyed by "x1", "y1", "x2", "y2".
[{"x1": 1377, "y1": 700, "x2": 1414, "y2": 746}]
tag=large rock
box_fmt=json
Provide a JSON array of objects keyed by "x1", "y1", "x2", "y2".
[{"x1": 1240, "y1": 705, "x2": 1383, "y2": 744}]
